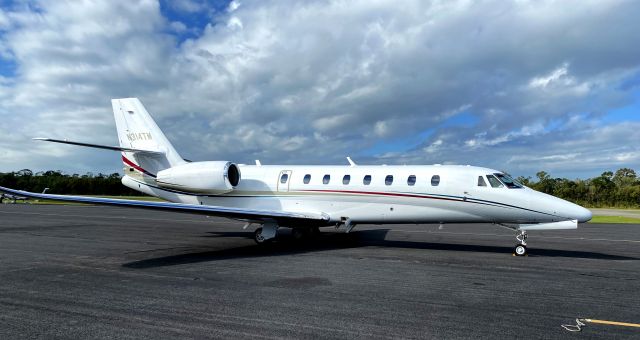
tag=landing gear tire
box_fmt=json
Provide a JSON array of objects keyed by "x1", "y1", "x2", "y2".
[
  {"x1": 254, "y1": 227, "x2": 270, "y2": 245},
  {"x1": 514, "y1": 244, "x2": 527, "y2": 256}
]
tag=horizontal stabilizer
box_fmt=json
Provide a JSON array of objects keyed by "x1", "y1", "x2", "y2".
[
  {"x1": 33, "y1": 138, "x2": 164, "y2": 155},
  {"x1": 0, "y1": 185, "x2": 330, "y2": 225}
]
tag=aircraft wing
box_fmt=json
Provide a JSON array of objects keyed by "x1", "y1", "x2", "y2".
[{"x1": 0, "y1": 186, "x2": 330, "y2": 225}]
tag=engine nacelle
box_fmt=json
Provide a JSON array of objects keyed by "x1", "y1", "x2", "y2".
[{"x1": 156, "y1": 161, "x2": 241, "y2": 194}]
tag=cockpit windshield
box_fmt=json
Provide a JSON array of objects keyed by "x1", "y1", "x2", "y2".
[
  {"x1": 486, "y1": 175, "x2": 503, "y2": 188},
  {"x1": 494, "y1": 173, "x2": 523, "y2": 189}
]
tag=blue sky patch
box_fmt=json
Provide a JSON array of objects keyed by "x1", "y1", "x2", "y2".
[
  {"x1": 364, "y1": 129, "x2": 434, "y2": 156},
  {"x1": 159, "y1": 0, "x2": 232, "y2": 43},
  {"x1": 438, "y1": 111, "x2": 479, "y2": 128},
  {"x1": 0, "y1": 58, "x2": 16, "y2": 78}
]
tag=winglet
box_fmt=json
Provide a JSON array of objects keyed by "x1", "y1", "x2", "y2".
[
  {"x1": 255, "y1": 160, "x2": 262, "y2": 166},
  {"x1": 346, "y1": 156, "x2": 356, "y2": 167}
]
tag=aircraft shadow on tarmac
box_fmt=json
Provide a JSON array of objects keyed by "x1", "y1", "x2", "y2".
[{"x1": 121, "y1": 229, "x2": 637, "y2": 269}]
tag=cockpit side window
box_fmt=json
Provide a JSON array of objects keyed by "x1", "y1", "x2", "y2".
[
  {"x1": 494, "y1": 173, "x2": 523, "y2": 189},
  {"x1": 477, "y1": 176, "x2": 487, "y2": 187},
  {"x1": 486, "y1": 174, "x2": 503, "y2": 188}
]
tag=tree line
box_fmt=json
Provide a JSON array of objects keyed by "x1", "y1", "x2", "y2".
[
  {"x1": 1, "y1": 168, "x2": 639, "y2": 208},
  {"x1": 0, "y1": 169, "x2": 140, "y2": 196},
  {"x1": 516, "y1": 168, "x2": 639, "y2": 208}
]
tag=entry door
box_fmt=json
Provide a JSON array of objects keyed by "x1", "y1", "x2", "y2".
[{"x1": 277, "y1": 170, "x2": 292, "y2": 192}]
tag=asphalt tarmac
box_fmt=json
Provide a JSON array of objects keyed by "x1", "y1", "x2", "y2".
[{"x1": 0, "y1": 204, "x2": 638, "y2": 339}]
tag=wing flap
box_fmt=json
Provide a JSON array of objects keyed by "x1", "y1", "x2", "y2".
[
  {"x1": 33, "y1": 138, "x2": 164, "y2": 155},
  {"x1": 0, "y1": 186, "x2": 329, "y2": 224}
]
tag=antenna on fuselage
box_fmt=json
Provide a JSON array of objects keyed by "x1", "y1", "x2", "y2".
[{"x1": 346, "y1": 157, "x2": 356, "y2": 167}]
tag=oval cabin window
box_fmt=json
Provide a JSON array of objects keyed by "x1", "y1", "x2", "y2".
[
  {"x1": 343, "y1": 175, "x2": 351, "y2": 185},
  {"x1": 407, "y1": 175, "x2": 416, "y2": 186},
  {"x1": 323, "y1": 174, "x2": 330, "y2": 184},
  {"x1": 280, "y1": 173, "x2": 289, "y2": 184},
  {"x1": 431, "y1": 175, "x2": 440, "y2": 186},
  {"x1": 363, "y1": 175, "x2": 372, "y2": 185},
  {"x1": 385, "y1": 175, "x2": 394, "y2": 185},
  {"x1": 303, "y1": 174, "x2": 311, "y2": 184}
]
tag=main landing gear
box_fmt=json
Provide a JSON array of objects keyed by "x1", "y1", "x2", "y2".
[
  {"x1": 253, "y1": 223, "x2": 320, "y2": 244},
  {"x1": 254, "y1": 227, "x2": 267, "y2": 244},
  {"x1": 514, "y1": 230, "x2": 528, "y2": 256},
  {"x1": 254, "y1": 222, "x2": 278, "y2": 244}
]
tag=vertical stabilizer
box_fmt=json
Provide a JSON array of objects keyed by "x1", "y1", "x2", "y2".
[{"x1": 112, "y1": 98, "x2": 185, "y2": 177}]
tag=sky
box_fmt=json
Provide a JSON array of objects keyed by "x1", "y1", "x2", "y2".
[{"x1": 0, "y1": 0, "x2": 639, "y2": 179}]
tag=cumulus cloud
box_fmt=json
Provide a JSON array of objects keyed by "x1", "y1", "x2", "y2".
[{"x1": 0, "y1": 0, "x2": 639, "y2": 178}]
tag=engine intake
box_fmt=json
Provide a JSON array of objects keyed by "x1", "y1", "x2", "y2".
[{"x1": 156, "y1": 161, "x2": 241, "y2": 194}]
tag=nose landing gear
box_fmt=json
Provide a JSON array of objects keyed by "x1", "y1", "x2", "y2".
[
  {"x1": 496, "y1": 223, "x2": 530, "y2": 256},
  {"x1": 514, "y1": 230, "x2": 528, "y2": 256}
]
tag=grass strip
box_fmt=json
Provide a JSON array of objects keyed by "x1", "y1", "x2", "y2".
[{"x1": 590, "y1": 215, "x2": 640, "y2": 224}]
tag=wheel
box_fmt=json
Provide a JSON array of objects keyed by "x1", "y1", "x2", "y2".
[
  {"x1": 254, "y1": 227, "x2": 267, "y2": 244},
  {"x1": 514, "y1": 244, "x2": 527, "y2": 256}
]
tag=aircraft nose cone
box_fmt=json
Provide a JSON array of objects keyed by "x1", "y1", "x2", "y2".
[
  {"x1": 575, "y1": 206, "x2": 593, "y2": 223},
  {"x1": 529, "y1": 190, "x2": 592, "y2": 223},
  {"x1": 564, "y1": 201, "x2": 592, "y2": 223}
]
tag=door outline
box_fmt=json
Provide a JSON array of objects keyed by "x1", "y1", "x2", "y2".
[{"x1": 277, "y1": 170, "x2": 292, "y2": 192}]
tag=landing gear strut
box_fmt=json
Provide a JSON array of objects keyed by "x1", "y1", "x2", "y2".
[{"x1": 514, "y1": 230, "x2": 528, "y2": 256}]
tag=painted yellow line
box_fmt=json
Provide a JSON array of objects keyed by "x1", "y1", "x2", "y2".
[{"x1": 586, "y1": 319, "x2": 640, "y2": 328}]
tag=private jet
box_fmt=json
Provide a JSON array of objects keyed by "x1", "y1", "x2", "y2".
[
  {"x1": 0, "y1": 193, "x2": 29, "y2": 204},
  {"x1": 0, "y1": 98, "x2": 592, "y2": 256}
]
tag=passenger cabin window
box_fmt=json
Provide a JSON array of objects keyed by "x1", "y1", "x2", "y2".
[
  {"x1": 363, "y1": 175, "x2": 372, "y2": 185},
  {"x1": 385, "y1": 175, "x2": 394, "y2": 185},
  {"x1": 431, "y1": 175, "x2": 440, "y2": 186},
  {"x1": 280, "y1": 173, "x2": 289, "y2": 183},
  {"x1": 478, "y1": 176, "x2": 487, "y2": 187},
  {"x1": 323, "y1": 174, "x2": 330, "y2": 184},
  {"x1": 407, "y1": 175, "x2": 416, "y2": 186},
  {"x1": 486, "y1": 174, "x2": 503, "y2": 188},
  {"x1": 343, "y1": 175, "x2": 351, "y2": 185},
  {"x1": 494, "y1": 173, "x2": 523, "y2": 189},
  {"x1": 303, "y1": 174, "x2": 311, "y2": 184}
]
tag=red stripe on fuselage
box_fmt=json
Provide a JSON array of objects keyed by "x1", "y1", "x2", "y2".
[{"x1": 122, "y1": 155, "x2": 155, "y2": 177}]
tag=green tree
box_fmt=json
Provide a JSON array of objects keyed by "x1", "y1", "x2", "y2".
[
  {"x1": 533, "y1": 171, "x2": 556, "y2": 194},
  {"x1": 612, "y1": 168, "x2": 637, "y2": 187}
]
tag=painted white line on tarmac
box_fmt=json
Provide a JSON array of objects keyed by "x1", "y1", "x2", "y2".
[{"x1": 387, "y1": 229, "x2": 640, "y2": 243}]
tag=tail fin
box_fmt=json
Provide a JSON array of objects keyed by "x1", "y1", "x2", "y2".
[{"x1": 112, "y1": 98, "x2": 185, "y2": 177}]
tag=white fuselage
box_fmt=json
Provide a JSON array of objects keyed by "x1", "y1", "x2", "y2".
[{"x1": 123, "y1": 164, "x2": 592, "y2": 226}]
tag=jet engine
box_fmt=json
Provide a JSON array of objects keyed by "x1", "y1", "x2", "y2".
[{"x1": 156, "y1": 161, "x2": 241, "y2": 194}]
